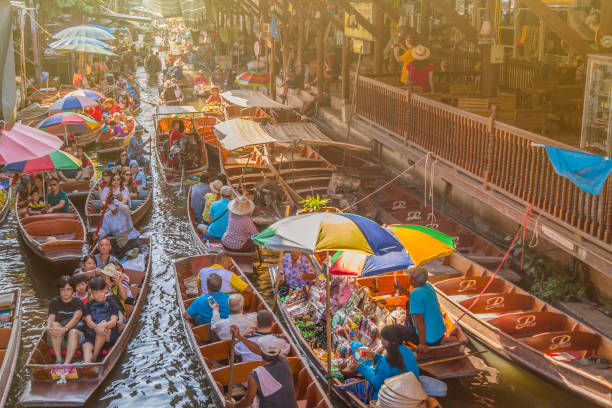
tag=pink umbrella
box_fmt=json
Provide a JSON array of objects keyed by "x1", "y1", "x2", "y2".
[{"x1": 0, "y1": 123, "x2": 63, "y2": 165}]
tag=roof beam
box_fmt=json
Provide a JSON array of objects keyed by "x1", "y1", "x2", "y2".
[
  {"x1": 426, "y1": 0, "x2": 478, "y2": 43},
  {"x1": 316, "y1": 1, "x2": 344, "y2": 31},
  {"x1": 331, "y1": 0, "x2": 376, "y2": 35},
  {"x1": 519, "y1": 0, "x2": 590, "y2": 55}
]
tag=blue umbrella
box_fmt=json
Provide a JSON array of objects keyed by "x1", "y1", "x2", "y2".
[
  {"x1": 88, "y1": 24, "x2": 115, "y2": 34},
  {"x1": 49, "y1": 95, "x2": 98, "y2": 113},
  {"x1": 330, "y1": 249, "x2": 415, "y2": 276}
]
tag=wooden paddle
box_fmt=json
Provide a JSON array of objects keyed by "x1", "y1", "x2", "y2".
[
  {"x1": 419, "y1": 350, "x2": 487, "y2": 367},
  {"x1": 226, "y1": 332, "x2": 236, "y2": 399}
]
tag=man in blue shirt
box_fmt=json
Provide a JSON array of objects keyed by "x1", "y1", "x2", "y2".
[
  {"x1": 95, "y1": 199, "x2": 145, "y2": 259},
  {"x1": 184, "y1": 273, "x2": 230, "y2": 326},
  {"x1": 190, "y1": 173, "x2": 211, "y2": 220},
  {"x1": 399, "y1": 266, "x2": 446, "y2": 353},
  {"x1": 198, "y1": 185, "x2": 232, "y2": 241},
  {"x1": 46, "y1": 178, "x2": 70, "y2": 213}
]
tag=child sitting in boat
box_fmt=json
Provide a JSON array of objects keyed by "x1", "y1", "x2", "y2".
[
  {"x1": 27, "y1": 190, "x2": 45, "y2": 215},
  {"x1": 82, "y1": 276, "x2": 120, "y2": 363},
  {"x1": 73, "y1": 274, "x2": 90, "y2": 304}
]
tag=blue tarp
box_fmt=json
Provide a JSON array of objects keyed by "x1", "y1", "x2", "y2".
[{"x1": 545, "y1": 146, "x2": 612, "y2": 195}]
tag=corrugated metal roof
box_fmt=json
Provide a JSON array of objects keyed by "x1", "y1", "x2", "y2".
[{"x1": 221, "y1": 90, "x2": 289, "y2": 109}]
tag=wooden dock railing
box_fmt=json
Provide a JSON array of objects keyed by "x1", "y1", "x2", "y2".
[{"x1": 354, "y1": 75, "x2": 611, "y2": 247}]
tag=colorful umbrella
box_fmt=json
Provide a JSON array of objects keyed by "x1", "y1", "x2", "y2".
[
  {"x1": 387, "y1": 224, "x2": 456, "y2": 266},
  {"x1": 329, "y1": 249, "x2": 415, "y2": 277},
  {"x1": 253, "y1": 212, "x2": 404, "y2": 255},
  {"x1": 37, "y1": 113, "x2": 101, "y2": 131},
  {"x1": 236, "y1": 71, "x2": 269, "y2": 88},
  {"x1": 0, "y1": 123, "x2": 63, "y2": 165},
  {"x1": 4, "y1": 150, "x2": 82, "y2": 173},
  {"x1": 65, "y1": 89, "x2": 105, "y2": 101},
  {"x1": 53, "y1": 25, "x2": 116, "y2": 41},
  {"x1": 49, "y1": 37, "x2": 116, "y2": 56},
  {"x1": 49, "y1": 95, "x2": 98, "y2": 113}
]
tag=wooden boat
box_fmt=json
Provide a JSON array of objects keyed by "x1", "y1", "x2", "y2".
[
  {"x1": 268, "y1": 262, "x2": 473, "y2": 407},
  {"x1": 16, "y1": 197, "x2": 86, "y2": 265},
  {"x1": 96, "y1": 117, "x2": 136, "y2": 159},
  {"x1": 0, "y1": 184, "x2": 12, "y2": 227},
  {"x1": 59, "y1": 154, "x2": 96, "y2": 209},
  {"x1": 75, "y1": 128, "x2": 102, "y2": 147},
  {"x1": 16, "y1": 103, "x2": 49, "y2": 126},
  {"x1": 174, "y1": 253, "x2": 332, "y2": 408},
  {"x1": 0, "y1": 289, "x2": 22, "y2": 407},
  {"x1": 84, "y1": 167, "x2": 153, "y2": 234},
  {"x1": 153, "y1": 107, "x2": 208, "y2": 186},
  {"x1": 19, "y1": 238, "x2": 152, "y2": 407}
]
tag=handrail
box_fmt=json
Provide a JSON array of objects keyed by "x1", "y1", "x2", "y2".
[{"x1": 354, "y1": 75, "x2": 611, "y2": 248}]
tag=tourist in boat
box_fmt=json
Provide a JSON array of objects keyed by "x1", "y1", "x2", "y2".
[
  {"x1": 117, "y1": 150, "x2": 131, "y2": 168},
  {"x1": 224, "y1": 335, "x2": 298, "y2": 408},
  {"x1": 82, "y1": 276, "x2": 120, "y2": 363},
  {"x1": 96, "y1": 199, "x2": 145, "y2": 259},
  {"x1": 94, "y1": 238, "x2": 120, "y2": 269},
  {"x1": 76, "y1": 147, "x2": 93, "y2": 179},
  {"x1": 221, "y1": 195, "x2": 258, "y2": 253},
  {"x1": 73, "y1": 274, "x2": 90, "y2": 304},
  {"x1": 206, "y1": 86, "x2": 222, "y2": 104},
  {"x1": 210, "y1": 294, "x2": 256, "y2": 340},
  {"x1": 129, "y1": 161, "x2": 147, "y2": 196},
  {"x1": 343, "y1": 324, "x2": 420, "y2": 402},
  {"x1": 101, "y1": 174, "x2": 130, "y2": 207},
  {"x1": 406, "y1": 45, "x2": 435, "y2": 93},
  {"x1": 122, "y1": 173, "x2": 139, "y2": 206},
  {"x1": 184, "y1": 273, "x2": 231, "y2": 326},
  {"x1": 27, "y1": 190, "x2": 45, "y2": 215},
  {"x1": 201, "y1": 179, "x2": 223, "y2": 224},
  {"x1": 127, "y1": 131, "x2": 149, "y2": 168},
  {"x1": 100, "y1": 263, "x2": 132, "y2": 330},
  {"x1": 110, "y1": 120, "x2": 125, "y2": 138},
  {"x1": 230, "y1": 310, "x2": 290, "y2": 362},
  {"x1": 396, "y1": 267, "x2": 446, "y2": 353},
  {"x1": 97, "y1": 170, "x2": 113, "y2": 199},
  {"x1": 168, "y1": 119, "x2": 185, "y2": 149},
  {"x1": 190, "y1": 173, "x2": 211, "y2": 221},
  {"x1": 194, "y1": 70, "x2": 209, "y2": 85},
  {"x1": 57, "y1": 146, "x2": 82, "y2": 182},
  {"x1": 46, "y1": 178, "x2": 70, "y2": 214},
  {"x1": 197, "y1": 185, "x2": 232, "y2": 242},
  {"x1": 46, "y1": 276, "x2": 85, "y2": 365},
  {"x1": 198, "y1": 252, "x2": 249, "y2": 295},
  {"x1": 281, "y1": 252, "x2": 315, "y2": 289},
  {"x1": 73, "y1": 254, "x2": 104, "y2": 278}
]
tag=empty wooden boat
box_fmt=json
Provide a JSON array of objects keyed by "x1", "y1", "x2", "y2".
[
  {"x1": 153, "y1": 106, "x2": 208, "y2": 186},
  {"x1": 84, "y1": 168, "x2": 153, "y2": 234},
  {"x1": 16, "y1": 197, "x2": 86, "y2": 265},
  {"x1": 19, "y1": 238, "x2": 151, "y2": 407},
  {"x1": 268, "y1": 262, "x2": 472, "y2": 407},
  {"x1": 174, "y1": 253, "x2": 332, "y2": 408},
  {"x1": 0, "y1": 289, "x2": 22, "y2": 407}
]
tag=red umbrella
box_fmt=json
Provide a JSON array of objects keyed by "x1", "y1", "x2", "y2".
[{"x1": 0, "y1": 123, "x2": 63, "y2": 165}]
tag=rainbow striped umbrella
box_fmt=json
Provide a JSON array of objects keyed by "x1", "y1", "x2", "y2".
[
  {"x1": 4, "y1": 150, "x2": 81, "y2": 173},
  {"x1": 329, "y1": 225, "x2": 455, "y2": 276},
  {"x1": 253, "y1": 212, "x2": 403, "y2": 255},
  {"x1": 236, "y1": 71, "x2": 269, "y2": 88},
  {"x1": 49, "y1": 95, "x2": 98, "y2": 113},
  {"x1": 37, "y1": 113, "x2": 101, "y2": 134},
  {"x1": 65, "y1": 89, "x2": 105, "y2": 101}
]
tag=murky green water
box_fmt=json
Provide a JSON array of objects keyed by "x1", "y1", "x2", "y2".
[{"x1": 1, "y1": 66, "x2": 589, "y2": 407}]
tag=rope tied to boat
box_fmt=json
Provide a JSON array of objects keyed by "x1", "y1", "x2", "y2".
[{"x1": 451, "y1": 204, "x2": 534, "y2": 327}]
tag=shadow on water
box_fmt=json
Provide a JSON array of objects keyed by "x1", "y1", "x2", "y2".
[{"x1": 1, "y1": 64, "x2": 591, "y2": 408}]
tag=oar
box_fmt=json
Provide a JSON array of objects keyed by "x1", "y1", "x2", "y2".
[
  {"x1": 419, "y1": 350, "x2": 487, "y2": 367},
  {"x1": 91, "y1": 191, "x2": 113, "y2": 248},
  {"x1": 226, "y1": 332, "x2": 236, "y2": 399}
]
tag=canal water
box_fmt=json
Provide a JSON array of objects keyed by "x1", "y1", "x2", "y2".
[{"x1": 1, "y1": 66, "x2": 588, "y2": 407}]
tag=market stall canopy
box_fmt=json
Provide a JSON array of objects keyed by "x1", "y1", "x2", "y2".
[
  {"x1": 214, "y1": 119, "x2": 275, "y2": 151},
  {"x1": 265, "y1": 122, "x2": 370, "y2": 151},
  {"x1": 0, "y1": 123, "x2": 62, "y2": 165},
  {"x1": 221, "y1": 90, "x2": 288, "y2": 109},
  {"x1": 156, "y1": 105, "x2": 198, "y2": 115}
]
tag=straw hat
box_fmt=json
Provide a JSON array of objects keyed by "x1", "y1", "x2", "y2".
[
  {"x1": 411, "y1": 45, "x2": 431, "y2": 61},
  {"x1": 228, "y1": 195, "x2": 255, "y2": 216},
  {"x1": 209, "y1": 180, "x2": 223, "y2": 194},
  {"x1": 377, "y1": 372, "x2": 427, "y2": 408}
]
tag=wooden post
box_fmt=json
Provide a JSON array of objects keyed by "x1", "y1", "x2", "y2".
[
  {"x1": 373, "y1": 0, "x2": 384, "y2": 75},
  {"x1": 481, "y1": 0, "x2": 499, "y2": 97},
  {"x1": 341, "y1": 35, "x2": 350, "y2": 101},
  {"x1": 297, "y1": 9, "x2": 305, "y2": 86},
  {"x1": 483, "y1": 106, "x2": 497, "y2": 189},
  {"x1": 28, "y1": 0, "x2": 41, "y2": 81},
  {"x1": 19, "y1": 9, "x2": 27, "y2": 109},
  {"x1": 317, "y1": 16, "x2": 325, "y2": 104},
  {"x1": 270, "y1": 38, "x2": 276, "y2": 100},
  {"x1": 602, "y1": 1, "x2": 612, "y2": 44},
  {"x1": 324, "y1": 255, "x2": 332, "y2": 395},
  {"x1": 419, "y1": 1, "x2": 430, "y2": 45}
]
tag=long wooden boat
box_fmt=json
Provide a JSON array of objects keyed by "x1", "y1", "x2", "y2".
[
  {"x1": 84, "y1": 168, "x2": 153, "y2": 234},
  {"x1": 153, "y1": 107, "x2": 208, "y2": 186},
  {"x1": 16, "y1": 196, "x2": 86, "y2": 265},
  {"x1": 0, "y1": 289, "x2": 22, "y2": 407},
  {"x1": 60, "y1": 154, "x2": 97, "y2": 210},
  {"x1": 17, "y1": 103, "x2": 49, "y2": 126},
  {"x1": 174, "y1": 253, "x2": 332, "y2": 408},
  {"x1": 95, "y1": 118, "x2": 136, "y2": 159},
  {"x1": 19, "y1": 238, "x2": 152, "y2": 407},
  {"x1": 268, "y1": 262, "x2": 473, "y2": 407},
  {"x1": 0, "y1": 185, "x2": 12, "y2": 227}
]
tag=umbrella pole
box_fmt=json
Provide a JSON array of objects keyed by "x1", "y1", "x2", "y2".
[
  {"x1": 63, "y1": 124, "x2": 68, "y2": 146},
  {"x1": 324, "y1": 254, "x2": 332, "y2": 396},
  {"x1": 272, "y1": 206, "x2": 292, "y2": 312}
]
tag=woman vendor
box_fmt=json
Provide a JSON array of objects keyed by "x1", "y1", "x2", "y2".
[
  {"x1": 282, "y1": 252, "x2": 315, "y2": 289},
  {"x1": 342, "y1": 324, "x2": 419, "y2": 402}
]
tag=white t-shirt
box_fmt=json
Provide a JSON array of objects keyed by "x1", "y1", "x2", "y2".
[
  {"x1": 235, "y1": 333, "x2": 291, "y2": 362},
  {"x1": 199, "y1": 266, "x2": 247, "y2": 295}
]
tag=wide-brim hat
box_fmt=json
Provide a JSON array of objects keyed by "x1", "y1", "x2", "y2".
[
  {"x1": 228, "y1": 195, "x2": 255, "y2": 215},
  {"x1": 209, "y1": 180, "x2": 223, "y2": 194},
  {"x1": 411, "y1": 45, "x2": 430, "y2": 60}
]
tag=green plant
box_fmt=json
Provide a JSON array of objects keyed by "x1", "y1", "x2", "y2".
[
  {"x1": 299, "y1": 194, "x2": 330, "y2": 212},
  {"x1": 530, "y1": 274, "x2": 589, "y2": 303}
]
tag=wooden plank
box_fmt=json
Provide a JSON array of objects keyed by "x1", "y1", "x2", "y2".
[{"x1": 519, "y1": 0, "x2": 590, "y2": 56}]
